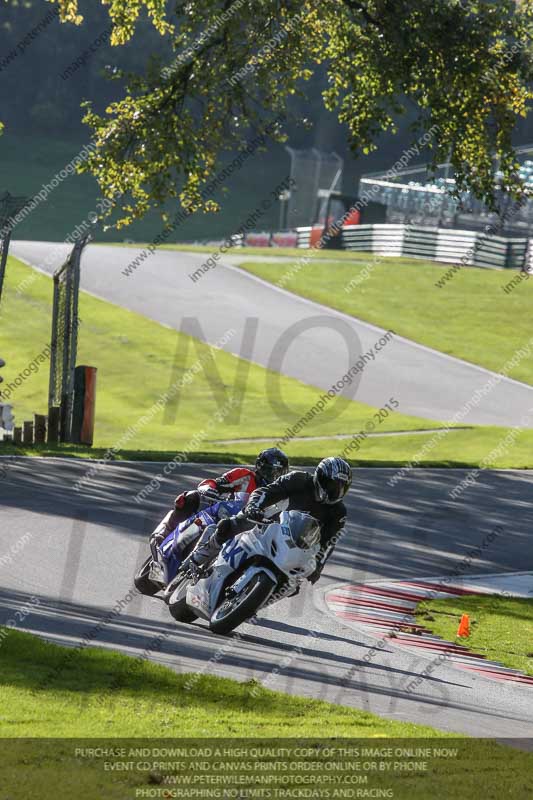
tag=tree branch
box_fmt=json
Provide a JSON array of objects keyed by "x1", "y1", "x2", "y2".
[{"x1": 340, "y1": 0, "x2": 381, "y2": 28}]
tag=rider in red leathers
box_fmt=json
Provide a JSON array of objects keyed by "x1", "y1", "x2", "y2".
[{"x1": 151, "y1": 448, "x2": 289, "y2": 544}]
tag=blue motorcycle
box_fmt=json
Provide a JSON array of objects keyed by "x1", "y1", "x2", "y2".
[{"x1": 134, "y1": 493, "x2": 248, "y2": 597}]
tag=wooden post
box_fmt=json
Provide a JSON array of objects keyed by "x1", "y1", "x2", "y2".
[
  {"x1": 72, "y1": 366, "x2": 97, "y2": 446},
  {"x1": 23, "y1": 421, "x2": 34, "y2": 445},
  {"x1": 48, "y1": 406, "x2": 60, "y2": 444},
  {"x1": 34, "y1": 414, "x2": 46, "y2": 444},
  {"x1": 13, "y1": 427, "x2": 22, "y2": 445}
]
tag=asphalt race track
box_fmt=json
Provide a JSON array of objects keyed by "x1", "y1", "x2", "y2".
[
  {"x1": 11, "y1": 241, "x2": 533, "y2": 427},
  {"x1": 1, "y1": 458, "x2": 532, "y2": 742}
]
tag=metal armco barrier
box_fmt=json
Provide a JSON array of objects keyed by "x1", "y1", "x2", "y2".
[{"x1": 295, "y1": 224, "x2": 532, "y2": 270}]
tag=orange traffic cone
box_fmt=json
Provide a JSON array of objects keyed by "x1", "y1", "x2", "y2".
[{"x1": 457, "y1": 614, "x2": 470, "y2": 638}]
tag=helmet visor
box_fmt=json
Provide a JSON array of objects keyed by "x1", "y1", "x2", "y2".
[
  {"x1": 320, "y1": 476, "x2": 350, "y2": 503},
  {"x1": 258, "y1": 461, "x2": 286, "y2": 484}
]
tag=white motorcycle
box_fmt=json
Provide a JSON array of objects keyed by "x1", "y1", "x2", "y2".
[{"x1": 166, "y1": 510, "x2": 321, "y2": 635}]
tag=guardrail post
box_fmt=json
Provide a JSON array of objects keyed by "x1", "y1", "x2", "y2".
[{"x1": 504, "y1": 241, "x2": 514, "y2": 270}]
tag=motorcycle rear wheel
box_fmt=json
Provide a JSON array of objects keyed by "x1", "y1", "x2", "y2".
[
  {"x1": 134, "y1": 556, "x2": 161, "y2": 596},
  {"x1": 209, "y1": 572, "x2": 276, "y2": 635}
]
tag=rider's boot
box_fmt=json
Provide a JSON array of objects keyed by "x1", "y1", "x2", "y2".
[
  {"x1": 150, "y1": 511, "x2": 174, "y2": 547},
  {"x1": 188, "y1": 517, "x2": 235, "y2": 570},
  {"x1": 189, "y1": 533, "x2": 221, "y2": 570}
]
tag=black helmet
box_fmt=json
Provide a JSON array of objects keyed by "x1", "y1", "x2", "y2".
[
  {"x1": 314, "y1": 457, "x2": 352, "y2": 505},
  {"x1": 255, "y1": 448, "x2": 289, "y2": 486}
]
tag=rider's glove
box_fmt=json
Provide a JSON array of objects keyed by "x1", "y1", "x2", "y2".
[
  {"x1": 198, "y1": 485, "x2": 220, "y2": 501},
  {"x1": 245, "y1": 503, "x2": 265, "y2": 523},
  {"x1": 215, "y1": 517, "x2": 234, "y2": 542}
]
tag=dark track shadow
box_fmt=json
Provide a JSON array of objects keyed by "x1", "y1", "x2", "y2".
[
  {"x1": 2, "y1": 462, "x2": 532, "y2": 583},
  {"x1": 2, "y1": 585, "x2": 532, "y2": 737},
  {"x1": 0, "y1": 587, "x2": 486, "y2": 706},
  {"x1": 235, "y1": 629, "x2": 469, "y2": 691},
  {"x1": 254, "y1": 617, "x2": 367, "y2": 647}
]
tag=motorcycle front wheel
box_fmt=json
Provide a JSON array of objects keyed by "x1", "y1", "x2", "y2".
[
  {"x1": 134, "y1": 556, "x2": 161, "y2": 596},
  {"x1": 167, "y1": 575, "x2": 199, "y2": 624},
  {"x1": 209, "y1": 572, "x2": 276, "y2": 635}
]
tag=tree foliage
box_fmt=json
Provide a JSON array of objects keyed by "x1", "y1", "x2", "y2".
[{"x1": 44, "y1": 0, "x2": 533, "y2": 226}]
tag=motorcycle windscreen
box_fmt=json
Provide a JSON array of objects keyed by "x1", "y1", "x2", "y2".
[{"x1": 283, "y1": 511, "x2": 321, "y2": 549}]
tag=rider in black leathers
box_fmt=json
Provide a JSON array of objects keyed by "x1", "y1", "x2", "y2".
[{"x1": 189, "y1": 457, "x2": 352, "y2": 584}]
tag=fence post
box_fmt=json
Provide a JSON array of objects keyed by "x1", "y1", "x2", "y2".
[
  {"x1": 47, "y1": 406, "x2": 60, "y2": 444},
  {"x1": 522, "y1": 238, "x2": 532, "y2": 274},
  {"x1": 23, "y1": 421, "x2": 34, "y2": 446},
  {"x1": 72, "y1": 366, "x2": 97, "y2": 446},
  {"x1": 48, "y1": 234, "x2": 90, "y2": 443},
  {"x1": 0, "y1": 230, "x2": 12, "y2": 304},
  {"x1": 63, "y1": 238, "x2": 83, "y2": 440},
  {"x1": 48, "y1": 273, "x2": 60, "y2": 410},
  {"x1": 34, "y1": 414, "x2": 47, "y2": 444}
]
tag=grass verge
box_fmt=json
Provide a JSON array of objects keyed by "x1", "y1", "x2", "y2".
[
  {"x1": 4, "y1": 423, "x2": 533, "y2": 467},
  {"x1": 416, "y1": 595, "x2": 533, "y2": 676},
  {"x1": 0, "y1": 628, "x2": 447, "y2": 738},
  {"x1": 1, "y1": 629, "x2": 532, "y2": 799},
  {"x1": 238, "y1": 258, "x2": 533, "y2": 385},
  {"x1": 271, "y1": 426, "x2": 533, "y2": 468}
]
